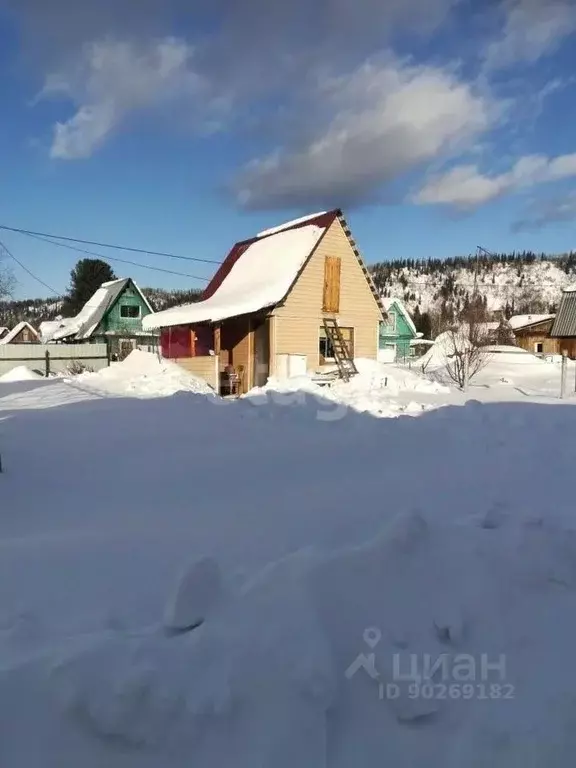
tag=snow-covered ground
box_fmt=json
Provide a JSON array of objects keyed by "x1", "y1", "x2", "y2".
[
  {"x1": 2, "y1": 351, "x2": 576, "y2": 766},
  {"x1": 418, "y1": 338, "x2": 576, "y2": 401}
]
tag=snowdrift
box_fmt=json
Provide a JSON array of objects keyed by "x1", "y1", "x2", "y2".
[
  {"x1": 245, "y1": 358, "x2": 449, "y2": 418},
  {"x1": 0, "y1": 365, "x2": 43, "y2": 382},
  {"x1": 69, "y1": 350, "x2": 217, "y2": 399}
]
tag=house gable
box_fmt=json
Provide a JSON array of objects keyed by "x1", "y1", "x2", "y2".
[
  {"x1": 201, "y1": 211, "x2": 340, "y2": 303},
  {"x1": 93, "y1": 280, "x2": 154, "y2": 337},
  {"x1": 380, "y1": 300, "x2": 417, "y2": 340},
  {"x1": 0, "y1": 321, "x2": 40, "y2": 344},
  {"x1": 272, "y1": 217, "x2": 383, "y2": 364},
  {"x1": 514, "y1": 318, "x2": 554, "y2": 336}
]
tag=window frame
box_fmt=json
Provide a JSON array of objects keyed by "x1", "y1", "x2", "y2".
[
  {"x1": 319, "y1": 326, "x2": 354, "y2": 363},
  {"x1": 382, "y1": 311, "x2": 397, "y2": 334},
  {"x1": 120, "y1": 304, "x2": 141, "y2": 319}
]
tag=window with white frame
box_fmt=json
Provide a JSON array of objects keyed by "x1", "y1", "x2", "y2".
[
  {"x1": 383, "y1": 311, "x2": 396, "y2": 334},
  {"x1": 120, "y1": 304, "x2": 141, "y2": 319}
]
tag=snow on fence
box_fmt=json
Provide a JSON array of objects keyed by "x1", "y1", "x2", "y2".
[{"x1": 0, "y1": 344, "x2": 109, "y2": 377}]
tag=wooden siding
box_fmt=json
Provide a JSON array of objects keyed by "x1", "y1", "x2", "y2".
[
  {"x1": 98, "y1": 282, "x2": 153, "y2": 337},
  {"x1": 6, "y1": 327, "x2": 40, "y2": 344},
  {"x1": 515, "y1": 335, "x2": 560, "y2": 355},
  {"x1": 514, "y1": 318, "x2": 559, "y2": 356},
  {"x1": 272, "y1": 219, "x2": 381, "y2": 372},
  {"x1": 175, "y1": 356, "x2": 219, "y2": 389},
  {"x1": 220, "y1": 316, "x2": 252, "y2": 392},
  {"x1": 557, "y1": 339, "x2": 576, "y2": 359}
]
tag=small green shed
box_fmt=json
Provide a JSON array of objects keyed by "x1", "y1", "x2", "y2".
[
  {"x1": 378, "y1": 298, "x2": 418, "y2": 362},
  {"x1": 42, "y1": 278, "x2": 158, "y2": 359}
]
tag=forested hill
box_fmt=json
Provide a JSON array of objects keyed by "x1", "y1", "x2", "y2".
[
  {"x1": 0, "y1": 287, "x2": 202, "y2": 328},
  {"x1": 3, "y1": 251, "x2": 576, "y2": 332},
  {"x1": 370, "y1": 251, "x2": 576, "y2": 322}
]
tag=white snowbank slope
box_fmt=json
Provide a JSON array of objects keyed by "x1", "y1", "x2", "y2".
[
  {"x1": 70, "y1": 349, "x2": 216, "y2": 398},
  {"x1": 2, "y1": 368, "x2": 576, "y2": 765},
  {"x1": 0, "y1": 365, "x2": 43, "y2": 382},
  {"x1": 246, "y1": 358, "x2": 449, "y2": 418}
]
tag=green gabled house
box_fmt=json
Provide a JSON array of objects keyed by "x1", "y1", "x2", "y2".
[
  {"x1": 40, "y1": 278, "x2": 159, "y2": 359},
  {"x1": 378, "y1": 298, "x2": 418, "y2": 362}
]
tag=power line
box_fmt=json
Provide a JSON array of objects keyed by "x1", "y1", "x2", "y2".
[
  {"x1": 0, "y1": 238, "x2": 60, "y2": 296},
  {"x1": 15, "y1": 230, "x2": 212, "y2": 282},
  {"x1": 0, "y1": 224, "x2": 222, "y2": 266}
]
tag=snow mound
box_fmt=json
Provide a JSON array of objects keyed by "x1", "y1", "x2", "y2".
[
  {"x1": 68, "y1": 350, "x2": 217, "y2": 399},
  {"x1": 245, "y1": 358, "x2": 448, "y2": 419},
  {"x1": 7, "y1": 510, "x2": 576, "y2": 765},
  {"x1": 352, "y1": 358, "x2": 449, "y2": 395},
  {"x1": 0, "y1": 365, "x2": 43, "y2": 382}
]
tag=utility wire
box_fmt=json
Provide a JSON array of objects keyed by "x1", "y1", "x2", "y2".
[
  {"x1": 0, "y1": 237, "x2": 60, "y2": 296},
  {"x1": 16, "y1": 230, "x2": 211, "y2": 282},
  {"x1": 0, "y1": 224, "x2": 222, "y2": 266}
]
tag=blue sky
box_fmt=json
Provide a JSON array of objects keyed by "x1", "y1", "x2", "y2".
[{"x1": 0, "y1": 0, "x2": 575, "y2": 299}]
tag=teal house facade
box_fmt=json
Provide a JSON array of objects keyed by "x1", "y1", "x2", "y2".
[
  {"x1": 378, "y1": 298, "x2": 418, "y2": 362},
  {"x1": 40, "y1": 278, "x2": 158, "y2": 359}
]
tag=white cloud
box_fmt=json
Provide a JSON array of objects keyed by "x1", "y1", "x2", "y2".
[
  {"x1": 414, "y1": 153, "x2": 576, "y2": 207},
  {"x1": 485, "y1": 0, "x2": 576, "y2": 70},
  {"x1": 514, "y1": 192, "x2": 576, "y2": 231},
  {"x1": 45, "y1": 37, "x2": 204, "y2": 159},
  {"x1": 234, "y1": 59, "x2": 494, "y2": 209}
]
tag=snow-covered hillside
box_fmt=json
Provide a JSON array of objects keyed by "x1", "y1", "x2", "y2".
[{"x1": 371, "y1": 253, "x2": 576, "y2": 318}]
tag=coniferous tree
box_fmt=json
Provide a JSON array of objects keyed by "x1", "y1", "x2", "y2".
[{"x1": 61, "y1": 259, "x2": 117, "y2": 317}]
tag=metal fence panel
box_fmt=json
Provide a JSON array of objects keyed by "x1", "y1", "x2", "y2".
[{"x1": 0, "y1": 344, "x2": 109, "y2": 376}]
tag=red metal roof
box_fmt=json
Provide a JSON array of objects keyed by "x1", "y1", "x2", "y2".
[{"x1": 201, "y1": 209, "x2": 341, "y2": 301}]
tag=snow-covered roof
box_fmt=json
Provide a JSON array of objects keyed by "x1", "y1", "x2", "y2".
[
  {"x1": 39, "y1": 320, "x2": 65, "y2": 343},
  {"x1": 0, "y1": 321, "x2": 39, "y2": 344},
  {"x1": 508, "y1": 314, "x2": 555, "y2": 330},
  {"x1": 144, "y1": 209, "x2": 385, "y2": 331},
  {"x1": 45, "y1": 279, "x2": 152, "y2": 342},
  {"x1": 381, "y1": 297, "x2": 418, "y2": 336},
  {"x1": 144, "y1": 222, "x2": 328, "y2": 330},
  {"x1": 256, "y1": 211, "x2": 327, "y2": 238}
]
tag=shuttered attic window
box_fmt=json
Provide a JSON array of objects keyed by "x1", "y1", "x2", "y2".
[{"x1": 322, "y1": 255, "x2": 341, "y2": 313}]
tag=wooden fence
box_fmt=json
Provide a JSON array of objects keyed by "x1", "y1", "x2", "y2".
[{"x1": 0, "y1": 344, "x2": 110, "y2": 377}]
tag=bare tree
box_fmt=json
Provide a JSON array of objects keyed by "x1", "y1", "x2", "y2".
[
  {"x1": 0, "y1": 259, "x2": 14, "y2": 302},
  {"x1": 444, "y1": 306, "x2": 493, "y2": 390}
]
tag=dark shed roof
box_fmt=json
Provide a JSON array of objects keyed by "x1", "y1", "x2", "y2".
[{"x1": 551, "y1": 290, "x2": 576, "y2": 337}]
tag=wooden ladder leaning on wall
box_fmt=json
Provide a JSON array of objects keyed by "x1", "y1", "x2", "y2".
[{"x1": 322, "y1": 317, "x2": 358, "y2": 382}]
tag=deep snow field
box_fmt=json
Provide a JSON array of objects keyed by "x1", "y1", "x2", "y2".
[{"x1": 2, "y1": 351, "x2": 576, "y2": 766}]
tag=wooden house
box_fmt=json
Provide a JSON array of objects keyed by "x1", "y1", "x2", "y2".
[
  {"x1": 379, "y1": 298, "x2": 418, "y2": 362},
  {"x1": 40, "y1": 278, "x2": 158, "y2": 359},
  {"x1": 143, "y1": 209, "x2": 385, "y2": 393},
  {"x1": 551, "y1": 289, "x2": 576, "y2": 358},
  {"x1": 510, "y1": 314, "x2": 559, "y2": 356},
  {"x1": 0, "y1": 321, "x2": 40, "y2": 345}
]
